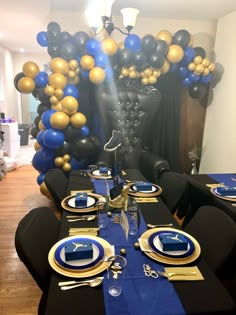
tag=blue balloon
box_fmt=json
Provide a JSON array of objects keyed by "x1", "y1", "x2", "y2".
[
  {"x1": 200, "y1": 73, "x2": 212, "y2": 84},
  {"x1": 41, "y1": 109, "x2": 56, "y2": 129},
  {"x1": 70, "y1": 157, "x2": 88, "y2": 170},
  {"x1": 182, "y1": 77, "x2": 192, "y2": 86},
  {"x1": 181, "y1": 47, "x2": 196, "y2": 66},
  {"x1": 36, "y1": 31, "x2": 48, "y2": 47},
  {"x1": 80, "y1": 69, "x2": 90, "y2": 80},
  {"x1": 188, "y1": 72, "x2": 200, "y2": 83},
  {"x1": 124, "y1": 34, "x2": 141, "y2": 52},
  {"x1": 95, "y1": 53, "x2": 109, "y2": 68},
  {"x1": 178, "y1": 66, "x2": 189, "y2": 78},
  {"x1": 35, "y1": 71, "x2": 48, "y2": 88},
  {"x1": 36, "y1": 130, "x2": 46, "y2": 147},
  {"x1": 169, "y1": 63, "x2": 179, "y2": 73},
  {"x1": 43, "y1": 128, "x2": 65, "y2": 149},
  {"x1": 64, "y1": 84, "x2": 79, "y2": 99},
  {"x1": 32, "y1": 148, "x2": 55, "y2": 173},
  {"x1": 37, "y1": 173, "x2": 45, "y2": 185},
  {"x1": 80, "y1": 125, "x2": 90, "y2": 137},
  {"x1": 86, "y1": 38, "x2": 101, "y2": 56}
]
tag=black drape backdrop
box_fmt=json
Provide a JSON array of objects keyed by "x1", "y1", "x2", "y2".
[{"x1": 147, "y1": 72, "x2": 183, "y2": 172}]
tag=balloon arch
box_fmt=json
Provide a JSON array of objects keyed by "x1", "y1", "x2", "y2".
[{"x1": 14, "y1": 22, "x2": 217, "y2": 198}]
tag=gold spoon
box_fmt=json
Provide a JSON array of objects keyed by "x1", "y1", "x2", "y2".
[
  {"x1": 67, "y1": 215, "x2": 96, "y2": 222},
  {"x1": 60, "y1": 277, "x2": 103, "y2": 290}
]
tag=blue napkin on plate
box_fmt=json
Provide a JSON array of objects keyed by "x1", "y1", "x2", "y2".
[{"x1": 216, "y1": 186, "x2": 236, "y2": 196}]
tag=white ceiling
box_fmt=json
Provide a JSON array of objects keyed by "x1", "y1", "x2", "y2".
[{"x1": 1, "y1": 0, "x2": 236, "y2": 54}]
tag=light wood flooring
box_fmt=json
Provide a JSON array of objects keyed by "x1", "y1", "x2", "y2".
[{"x1": 0, "y1": 165, "x2": 58, "y2": 315}]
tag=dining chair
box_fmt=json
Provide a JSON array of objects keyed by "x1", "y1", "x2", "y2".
[
  {"x1": 44, "y1": 168, "x2": 69, "y2": 212},
  {"x1": 15, "y1": 206, "x2": 59, "y2": 314},
  {"x1": 184, "y1": 205, "x2": 236, "y2": 274}
]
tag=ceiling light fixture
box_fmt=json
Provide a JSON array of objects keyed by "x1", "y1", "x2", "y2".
[{"x1": 86, "y1": 0, "x2": 140, "y2": 36}]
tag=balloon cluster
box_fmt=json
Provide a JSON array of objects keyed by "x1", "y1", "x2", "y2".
[{"x1": 14, "y1": 22, "x2": 217, "y2": 197}]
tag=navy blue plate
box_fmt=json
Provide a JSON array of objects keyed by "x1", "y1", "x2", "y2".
[
  {"x1": 54, "y1": 237, "x2": 104, "y2": 270},
  {"x1": 148, "y1": 230, "x2": 195, "y2": 259}
]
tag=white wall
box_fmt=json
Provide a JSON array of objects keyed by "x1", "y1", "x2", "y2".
[{"x1": 200, "y1": 11, "x2": 236, "y2": 173}]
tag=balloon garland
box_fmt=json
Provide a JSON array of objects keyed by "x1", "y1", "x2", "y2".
[{"x1": 14, "y1": 22, "x2": 217, "y2": 197}]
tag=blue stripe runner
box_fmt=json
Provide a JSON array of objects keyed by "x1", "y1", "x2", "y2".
[
  {"x1": 93, "y1": 179, "x2": 185, "y2": 315},
  {"x1": 208, "y1": 173, "x2": 236, "y2": 187}
]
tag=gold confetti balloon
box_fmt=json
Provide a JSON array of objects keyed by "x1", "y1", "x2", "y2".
[
  {"x1": 70, "y1": 112, "x2": 87, "y2": 128},
  {"x1": 18, "y1": 77, "x2": 35, "y2": 93},
  {"x1": 50, "y1": 57, "x2": 69, "y2": 74},
  {"x1": 61, "y1": 96, "x2": 79, "y2": 115},
  {"x1": 22, "y1": 61, "x2": 40, "y2": 78},
  {"x1": 50, "y1": 111, "x2": 70, "y2": 130}
]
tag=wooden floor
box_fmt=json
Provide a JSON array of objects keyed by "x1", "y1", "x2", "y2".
[{"x1": 0, "y1": 165, "x2": 58, "y2": 315}]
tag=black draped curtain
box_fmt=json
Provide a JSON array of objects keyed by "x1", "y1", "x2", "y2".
[{"x1": 147, "y1": 72, "x2": 182, "y2": 172}]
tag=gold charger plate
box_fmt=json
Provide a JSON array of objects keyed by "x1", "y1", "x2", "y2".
[
  {"x1": 210, "y1": 187, "x2": 236, "y2": 202},
  {"x1": 48, "y1": 235, "x2": 113, "y2": 278},
  {"x1": 139, "y1": 227, "x2": 201, "y2": 265},
  {"x1": 87, "y1": 170, "x2": 112, "y2": 180},
  {"x1": 61, "y1": 193, "x2": 104, "y2": 213},
  {"x1": 128, "y1": 183, "x2": 162, "y2": 197}
]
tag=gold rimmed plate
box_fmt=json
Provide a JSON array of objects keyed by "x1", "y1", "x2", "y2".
[
  {"x1": 139, "y1": 227, "x2": 201, "y2": 265},
  {"x1": 128, "y1": 182, "x2": 162, "y2": 197},
  {"x1": 87, "y1": 169, "x2": 112, "y2": 180},
  {"x1": 48, "y1": 235, "x2": 114, "y2": 278},
  {"x1": 211, "y1": 186, "x2": 236, "y2": 202},
  {"x1": 61, "y1": 193, "x2": 104, "y2": 213}
]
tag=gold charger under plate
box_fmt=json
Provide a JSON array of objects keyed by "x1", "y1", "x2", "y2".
[
  {"x1": 128, "y1": 183, "x2": 162, "y2": 198},
  {"x1": 61, "y1": 193, "x2": 104, "y2": 213},
  {"x1": 210, "y1": 187, "x2": 236, "y2": 202},
  {"x1": 48, "y1": 235, "x2": 113, "y2": 278},
  {"x1": 87, "y1": 171, "x2": 112, "y2": 180},
  {"x1": 139, "y1": 227, "x2": 201, "y2": 265}
]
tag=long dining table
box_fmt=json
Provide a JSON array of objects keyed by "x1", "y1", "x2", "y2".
[{"x1": 44, "y1": 169, "x2": 235, "y2": 315}]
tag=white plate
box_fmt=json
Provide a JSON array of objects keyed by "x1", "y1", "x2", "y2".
[
  {"x1": 152, "y1": 234, "x2": 190, "y2": 256},
  {"x1": 68, "y1": 196, "x2": 97, "y2": 208},
  {"x1": 93, "y1": 169, "x2": 111, "y2": 176}
]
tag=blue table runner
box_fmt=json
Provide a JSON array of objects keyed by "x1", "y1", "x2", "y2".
[
  {"x1": 93, "y1": 179, "x2": 185, "y2": 315},
  {"x1": 208, "y1": 173, "x2": 236, "y2": 187}
]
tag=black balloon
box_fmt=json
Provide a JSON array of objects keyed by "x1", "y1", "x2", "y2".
[
  {"x1": 14, "y1": 72, "x2": 25, "y2": 92},
  {"x1": 141, "y1": 35, "x2": 157, "y2": 55},
  {"x1": 134, "y1": 51, "x2": 147, "y2": 67},
  {"x1": 74, "y1": 31, "x2": 90, "y2": 53},
  {"x1": 155, "y1": 40, "x2": 168, "y2": 56},
  {"x1": 64, "y1": 125, "x2": 80, "y2": 142},
  {"x1": 55, "y1": 141, "x2": 72, "y2": 156},
  {"x1": 37, "y1": 102, "x2": 50, "y2": 116},
  {"x1": 72, "y1": 137, "x2": 99, "y2": 159},
  {"x1": 60, "y1": 31, "x2": 73, "y2": 43},
  {"x1": 188, "y1": 83, "x2": 207, "y2": 99},
  {"x1": 47, "y1": 21, "x2": 61, "y2": 31},
  {"x1": 194, "y1": 47, "x2": 206, "y2": 59},
  {"x1": 149, "y1": 53, "x2": 165, "y2": 69},
  {"x1": 31, "y1": 126, "x2": 39, "y2": 139},
  {"x1": 59, "y1": 41, "x2": 78, "y2": 60},
  {"x1": 119, "y1": 48, "x2": 134, "y2": 67},
  {"x1": 172, "y1": 29, "x2": 190, "y2": 49},
  {"x1": 47, "y1": 45, "x2": 60, "y2": 58},
  {"x1": 47, "y1": 28, "x2": 61, "y2": 46},
  {"x1": 33, "y1": 87, "x2": 51, "y2": 104},
  {"x1": 34, "y1": 115, "x2": 41, "y2": 128}
]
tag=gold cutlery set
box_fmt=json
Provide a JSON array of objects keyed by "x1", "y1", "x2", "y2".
[{"x1": 58, "y1": 277, "x2": 104, "y2": 290}]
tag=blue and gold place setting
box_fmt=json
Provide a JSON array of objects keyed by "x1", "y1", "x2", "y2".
[
  {"x1": 128, "y1": 181, "x2": 162, "y2": 197},
  {"x1": 211, "y1": 186, "x2": 236, "y2": 202},
  {"x1": 139, "y1": 227, "x2": 201, "y2": 265},
  {"x1": 61, "y1": 192, "x2": 104, "y2": 213},
  {"x1": 48, "y1": 235, "x2": 114, "y2": 278},
  {"x1": 88, "y1": 167, "x2": 112, "y2": 179}
]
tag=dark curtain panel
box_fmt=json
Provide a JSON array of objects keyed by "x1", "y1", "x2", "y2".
[{"x1": 148, "y1": 72, "x2": 182, "y2": 172}]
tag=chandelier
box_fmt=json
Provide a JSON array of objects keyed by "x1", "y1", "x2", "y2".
[{"x1": 85, "y1": 0, "x2": 140, "y2": 36}]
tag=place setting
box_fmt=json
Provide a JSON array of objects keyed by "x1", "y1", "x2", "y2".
[
  {"x1": 127, "y1": 181, "x2": 162, "y2": 198},
  {"x1": 210, "y1": 185, "x2": 236, "y2": 202}
]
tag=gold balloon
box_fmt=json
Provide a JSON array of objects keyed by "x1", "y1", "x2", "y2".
[
  {"x1": 69, "y1": 59, "x2": 79, "y2": 70},
  {"x1": 70, "y1": 112, "x2": 87, "y2": 128},
  {"x1": 22, "y1": 61, "x2": 40, "y2": 78},
  {"x1": 195, "y1": 64, "x2": 204, "y2": 74},
  {"x1": 80, "y1": 55, "x2": 95, "y2": 70},
  {"x1": 50, "y1": 111, "x2": 70, "y2": 130},
  {"x1": 63, "y1": 154, "x2": 71, "y2": 162},
  {"x1": 50, "y1": 57, "x2": 69, "y2": 74},
  {"x1": 101, "y1": 37, "x2": 118, "y2": 55},
  {"x1": 202, "y1": 58, "x2": 210, "y2": 67},
  {"x1": 188, "y1": 63, "x2": 196, "y2": 71},
  {"x1": 48, "y1": 73, "x2": 67, "y2": 89},
  {"x1": 68, "y1": 76, "x2": 80, "y2": 85},
  {"x1": 40, "y1": 182, "x2": 51, "y2": 199},
  {"x1": 54, "y1": 88, "x2": 64, "y2": 99},
  {"x1": 89, "y1": 67, "x2": 105, "y2": 84},
  {"x1": 202, "y1": 67, "x2": 210, "y2": 76},
  {"x1": 160, "y1": 59, "x2": 170, "y2": 74},
  {"x1": 50, "y1": 95, "x2": 59, "y2": 105},
  {"x1": 51, "y1": 101, "x2": 63, "y2": 111},
  {"x1": 141, "y1": 77, "x2": 149, "y2": 85},
  {"x1": 18, "y1": 77, "x2": 35, "y2": 93},
  {"x1": 44, "y1": 85, "x2": 55, "y2": 96},
  {"x1": 144, "y1": 68, "x2": 152, "y2": 77},
  {"x1": 153, "y1": 70, "x2": 161, "y2": 77},
  {"x1": 63, "y1": 162, "x2": 71, "y2": 172},
  {"x1": 129, "y1": 70, "x2": 137, "y2": 79},
  {"x1": 194, "y1": 56, "x2": 203, "y2": 65},
  {"x1": 34, "y1": 141, "x2": 41, "y2": 151},
  {"x1": 38, "y1": 120, "x2": 45, "y2": 130},
  {"x1": 118, "y1": 41, "x2": 124, "y2": 49},
  {"x1": 121, "y1": 68, "x2": 129, "y2": 77},
  {"x1": 75, "y1": 68, "x2": 80, "y2": 75},
  {"x1": 156, "y1": 30, "x2": 172, "y2": 45},
  {"x1": 55, "y1": 156, "x2": 64, "y2": 167},
  {"x1": 188, "y1": 34, "x2": 194, "y2": 47},
  {"x1": 67, "y1": 70, "x2": 76, "y2": 79},
  {"x1": 148, "y1": 75, "x2": 157, "y2": 85},
  {"x1": 208, "y1": 63, "x2": 216, "y2": 72},
  {"x1": 61, "y1": 96, "x2": 79, "y2": 115},
  {"x1": 166, "y1": 45, "x2": 184, "y2": 63}
]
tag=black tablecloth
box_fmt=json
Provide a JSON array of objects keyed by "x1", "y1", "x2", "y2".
[{"x1": 45, "y1": 170, "x2": 235, "y2": 315}]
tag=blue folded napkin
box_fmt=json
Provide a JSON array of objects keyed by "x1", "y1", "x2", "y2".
[{"x1": 216, "y1": 186, "x2": 236, "y2": 196}]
